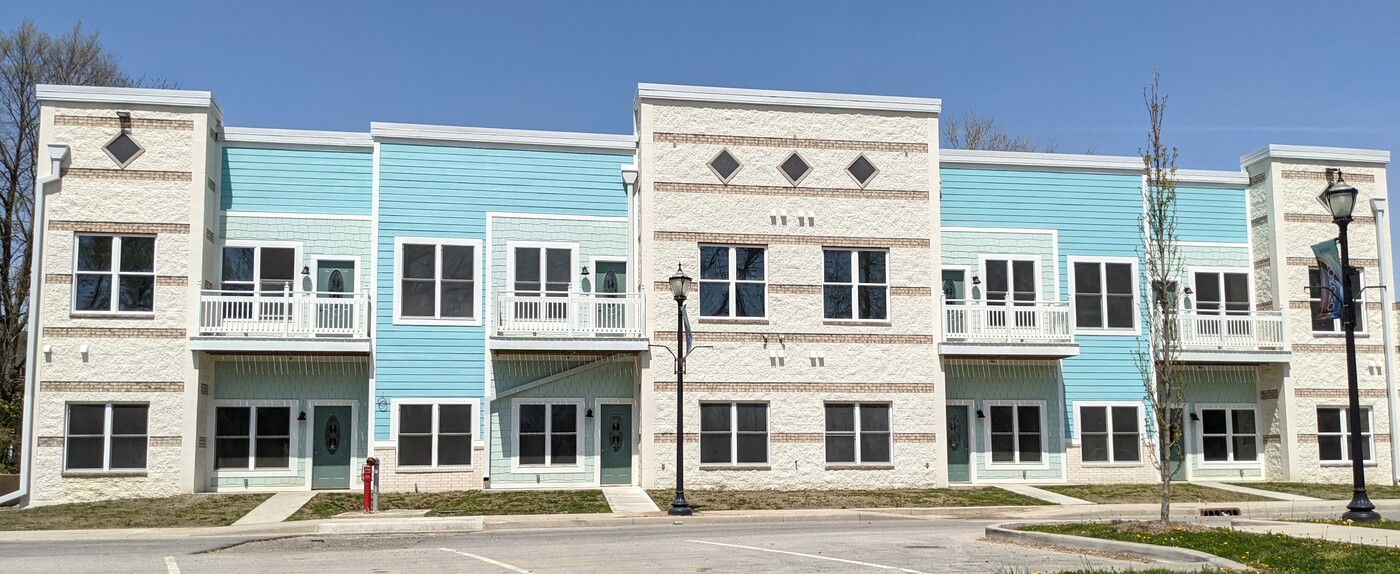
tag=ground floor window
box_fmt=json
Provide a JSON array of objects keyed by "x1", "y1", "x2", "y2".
[
  {"x1": 1078, "y1": 404, "x2": 1141, "y2": 463},
  {"x1": 215, "y1": 405, "x2": 291, "y2": 470},
  {"x1": 1200, "y1": 406, "x2": 1258, "y2": 463},
  {"x1": 988, "y1": 403, "x2": 1042, "y2": 464},
  {"x1": 825, "y1": 403, "x2": 891, "y2": 464},
  {"x1": 1317, "y1": 406, "x2": 1372, "y2": 463},
  {"x1": 65, "y1": 403, "x2": 148, "y2": 471},
  {"x1": 397, "y1": 401, "x2": 474, "y2": 467},
  {"x1": 700, "y1": 402, "x2": 768, "y2": 464},
  {"x1": 515, "y1": 401, "x2": 579, "y2": 468}
]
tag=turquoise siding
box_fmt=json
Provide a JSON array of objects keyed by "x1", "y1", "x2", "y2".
[
  {"x1": 221, "y1": 147, "x2": 372, "y2": 215},
  {"x1": 1184, "y1": 366, "x2": 1262, "y2": 479},
  {"x1": 489, "y1": 216, "x2": 628, "y2": 299},
  {"x1": 219, "y1": 215, "x2": 373, "y2": 293},
  {"x1": 1180, "y1": 244, "x2": 1251, "y2": 270},
  {"x1": 1177, "y1": 186, "x2": 1249, "y2": 244},
  {"x1": 942, "y1": 229, "x2": 1056, "y2": 297},
  {"x1": 945, "y1": 361, "x2": 1064, "y2": 481},
  {"x1": 208, "y1": 359, "x2": 369, "y2": 489},
  {"x1": 489, "y1": 357, "x2": 634, "y2": 486},
  {"x1": 374, "y1": 143, "x2": 630, "y2": 440}
]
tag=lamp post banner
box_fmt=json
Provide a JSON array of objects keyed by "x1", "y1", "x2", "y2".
[{"x1": 1312, "y1": 239, "x2": 1344, "y2": 321}]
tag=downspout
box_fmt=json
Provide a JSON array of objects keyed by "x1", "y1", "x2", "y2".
[
  {"x1": 1370, "y1": 198, "x2": 1400, "y2": 485},
  {"x1": 1, "y1": 144, "x2": 69, "y2": 507}
]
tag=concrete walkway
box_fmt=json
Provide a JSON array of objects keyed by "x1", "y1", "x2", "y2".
[
  {"x1": 1193, "y1": 481, "x2": 1321, "y2": 501},
  {"x1": 997, "y1": 484, "x2": 1094, "y2": 505},
  {"x1": 601, "y1": 486, "x2": 660, "y2": 513},
  {"x1": 1233, "y1": 518, "x2": 1400, "y2": 548},
  {"x1": 232, "y1": 491, "x2": 318, "y2": 526}
]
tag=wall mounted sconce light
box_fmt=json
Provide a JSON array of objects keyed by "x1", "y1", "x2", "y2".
[
  {"x1": 580, "y1": 267, "x2": 590, "y2": 277},
  {"x1": 585, "y1": 408, "x2": 594, "y2": 419},
  {"x1": 971, "y1": 275, "x2": 981, "y2": 286},
  {"x1": 297, "y1": 411, "x2": 307, "y2": 421},
  {"x1": 975, "y1": 409, "x2": 986, "y2": 419},
  {"x1": 301, "y1": 266, "x2": 310, "y2": 276},
  {"x1": 1189, "y1": 412, "x2": 1200, "y2": 422}
]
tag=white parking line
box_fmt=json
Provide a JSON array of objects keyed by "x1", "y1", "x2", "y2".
[
  {"x1": 163, "y1": 556, "x2": 181, "y2": 574},
  {"x1": 439, "y1": 547, "x2": 533, "y2": 573},
  {"x1": 688, "y1": 539, "x2": 928, "y2": 574}
]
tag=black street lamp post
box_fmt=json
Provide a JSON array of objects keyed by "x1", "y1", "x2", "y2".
[
  {"x1": 1320, "y1": 169, "x2": 1381, "y2": 523},
  {"x1": 667, "y1": 264, "x2": 694, "y2": 516}
]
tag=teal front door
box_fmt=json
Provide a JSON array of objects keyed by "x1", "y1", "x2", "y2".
[
  {"x1": 599, "y1": 404, "x2": 633, "y2": 485},
  {"x1": 594, "y1": 261, "x2": 628, "y2": 332},
  {"x1": 312, "y1": 406, "x2": 352, "y2": 489},
  {"x1": 946, "y1": 405, "x2": 971, "y2": 482}
]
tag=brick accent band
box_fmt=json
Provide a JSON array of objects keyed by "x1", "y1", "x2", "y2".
[
  {"x1": 657, "y1": 282, "x2": 930, "y2": 297},
  {"x1": 697, "y1": 318, "x2": 770, "y2": 326},
  {"x1": 1259, "y1": 389, "x2": 1280, "y2": 401},
  {"x1": 770, "y1": 284, "x2": 822, "y2": 295},
  {"x1": 45, "y1": 274, "x2": 71, "y2": 284},
  {"x1": 1282, "y1": 213, "x2": 1375, "y2": 225},
  {"x1": 655, "y1": 331, "x2": 934, "y2": 345},
  {"x1": 1250, "y1": 215, "x2": 1268, "y2": 227},
  {"x1": 41, "y1": 381, "x2": 183, "y2": 393},
  {"x1": 1294, "y1": 388, "x2": 1389, "y2": 398},
  {"x1": 37, "y1": 437, "x2": 63, "y2": 447},
  {"x1": 654, "y1": 181, "x2": 929, "y2": 201},
  {"x1": 771, "y1": 433, "x2": 823, "y2": 443},
  {"x1": 1263, "y1": 434, "x2": 1281, "y2": 445},
  {"x1": 890, "y1": 286, "x2": 933, "y2": 296},
  {"x1": 63, "y1": 168, "x2": 193, "y2": 182},
  {"x1": 1249, "y1": 173, "x2": 1266, "y2": 185},
  {"x1": 653, "y1": 132, "x2": 928, "y2": 153},
  {"x1": 47, "y1": 274, "x2": 186, "y2": 286},
  {"x1": 43, "y1": 327, "x2": 186, "y2": 338},
  {"x1": 1285, "y1": 256, "x2": 1379, "y2": 267},
  {"x1": 894, "y1": 433, "x2": 937, "y2": 443},
  {"x1": 50, "y1": 220, "x2": 190, "y2": 234},
  {"x1": 653, "y1": 433, "x2": 699, "y2": 443},
  {"x1": 1281, "y1": 170, "x2": 1375, "y2": 183},
  {"x1": 654, "y1": 231, "x2": 930, "y2": 248},
  {"x1": 149, "y1": 436, "x2": 182, "y2": 447},
  {"x1": 652, "y1": 281, "x2": 699, "y2": 293},
  {"x1": 54, "y1": 115, "x2": 194, "y2": 130},
  {"x1": 654, "y1": 381, "x2": 937, "y2": 393},
  {"x1": 1291, "y1": 343, "x2": 1385, "y2": 354}
]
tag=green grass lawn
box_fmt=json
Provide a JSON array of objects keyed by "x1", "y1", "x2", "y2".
[
  {"x1": 1236, "y1": 482, "x2": 1400, "y2": 501},
  {"x1": 1022, "y1": 522, "x2": 1400, "y2": 573},
  {"x1": 1039, "y1": 483, "x2": 1272, "y2": 504},
  {"x1": 1291, "y1": 518, "x2": 1400, "y2": 531},
  {"x1": 290, "y1": 489, "x2": 611, "y2": 520},
  {"x1": 0, "y1": 494, "x2": 271, "y2": 531},
  {"x1": 644, "y1": 487, "x2": 1048, "y2": 511}
]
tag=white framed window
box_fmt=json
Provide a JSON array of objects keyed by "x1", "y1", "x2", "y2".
[
  {"x1": 213, "y1": 403, "x2": 293, "y2": 471},
  {"x1": 986, "y1": 402, "x2": 1044, "y2": 466},
  {"x1": 700, "y1": 402, "x2": 769, "y2": 465},
  {"x1": 941, "y1": 266, "x2": 971, "y2": 302},
  {"x1": 1069, "y1": 257, "x2": 1139, "y2": 334},
  {"x1": 394, "y1": 399, "x2": 475, "y2": 468},
  {"x1": 1198, "y1": 405, "x2": 1259, "y2": 464},
  {"x1": 1076, "y1": 403, "x2": 1142, "y2": 463},
  {"x1": 980, "y1": 256, "x2": 1039, "y2": 305},
  {"x1": 1191, "y1": 270, "x2": 1251, "y2": 316},
  {"x1": 1317, "y1": 406, "x2": 1373, "y2": 464},
  {"x1": 73, "y1": 234, "x2": 156, "y2": 313},
  {"x1": 64, "y1": 403, "x2": 148, "y2": 471},
  {"x1": 699, "y1": 245, "x2": 766, "y2": 318},
  {"x1": 511, "y1": 399, "x2": 582, "y2": 471},
  {"x1": 220, "y1": 242, "x2": 300, "y2": 294},
  {"x1": 823, "y1": 249, "x2": 889, "y2": 321},
  {"x1": 824, "y1": 403, "x2": 892, "y2": 464},
  {"x1": 392, "y1": 237, "x2": 482, "y2": 325},
  {"x1": 1308, "y1": 266, "x2": 1365, "y2": 333}
]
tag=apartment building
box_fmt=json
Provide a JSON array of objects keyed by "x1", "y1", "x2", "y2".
[{"x1": 7, "y1": 82, "x2": 1395, "y2": 505}]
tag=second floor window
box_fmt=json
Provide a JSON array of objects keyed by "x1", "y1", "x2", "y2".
[
  {"x1": 1309, "y1": 267, "x2": 1364, "y2": 333},
  {"x1": 75, "y1": 235, "x2": 155, "y2": 313},
  {"x1": 395, "y1": 238, "x2": 479, "y2": 323},
  {"x1": 823, "y1": 249, "x2": 888, "y2": 320},
  {"x1": 1073, "y1": 260, "x2": 1136, "y2": 331},
  {"x1": 222, "y1": 245, "x2": 296, "y2": 294},
  {"x1": 699, "y1": 246, "x2": 766, "y2": 318}
]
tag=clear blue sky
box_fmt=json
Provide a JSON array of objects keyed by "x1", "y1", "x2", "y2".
[{"x1": 8, "y1": 2, "x2": 1400, "y2": 251}]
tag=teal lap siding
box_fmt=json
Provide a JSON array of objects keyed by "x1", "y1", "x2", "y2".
[{"x1": 221, "y1": 147, "x2": 372, "y2": 215}]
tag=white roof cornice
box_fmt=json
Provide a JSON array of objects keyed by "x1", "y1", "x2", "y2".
[
  {"x1": 1241, "y1": 144, "x2": 1390, "y2": 167},
  {"x1": 222, "y1": 127, "x2": 373, "y2": 149},
  {"x1": 1174, "y1": 169, "x2": 1249, "y2": 187},
  {"x1": 636, "y1": 83, "x2": 941, "y2": 114},
  {"x1": 371, "y1": 122, "x2": 634, "y2": 152},
  {"x1": 36, "y1": 84, "x2": 222, "y2": 120},
  {"x1": 940, "y1": 149, "x2": 1142, "y2": 173}
]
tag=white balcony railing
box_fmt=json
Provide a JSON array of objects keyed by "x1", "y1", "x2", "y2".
[
  {"x1": 496, "y1": 291, "x2": 643, "y2": 338},
  {"x1": 198, "y1": 288, "x2": 368, "y2": 338},
  {"x1": 943, "y1": 299, "x2": 1074, "y2": 343},
  {"x1": 1178, "y1": 310, "x2": 1284, "y2": 351}
]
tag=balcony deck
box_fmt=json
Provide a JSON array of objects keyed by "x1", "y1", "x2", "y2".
[
  {"x1": 492, "y1": 291, "x2": 647, "y2": 351},
  {"x1": 1178, "y1": 310, "x2": 1290, "y2": 363},
  {"x1": 191, "y1": 289, "x2": 369, "y2": 353},
  {"x1": 940, "y1": 300, "x2": 1078, "y2": 358}
]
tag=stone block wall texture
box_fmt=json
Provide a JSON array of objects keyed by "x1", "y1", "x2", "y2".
[
  {"x1": 637, "y1": 98, "x2": 942, "y2": 489},
  {"x1": 31, "y1": 101, "x2": 217, "y2": 502}
]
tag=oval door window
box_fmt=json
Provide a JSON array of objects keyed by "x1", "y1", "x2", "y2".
[
  {"x1": 325, "y1": 415, "x2": 341, "y2": 455},
  {"x1": 602, "y1": 271, "x2": 618, "y2": 294},
  {"x1": 947, "y1": 414, "x2": 962, "y2": 451},
  {"x1": 328, "y1": 269, "x2": 345, "y2": 298},
  {"x1": 609, "y1": 414, "x2": 623, "y2": 452}
]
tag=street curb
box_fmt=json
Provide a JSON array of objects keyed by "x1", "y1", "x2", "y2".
[
  {"x1": 1231, "y1": 518, "x2": 1295, "y2": 527},
  {"x1": 985, "y1": 522, "x2": 1251, "y2": 570},
  {"x1": 315, "y1": 516, "x2": 485, "y2": 534},
  {"x1": 481, "y1": 509, "x2": 915, "y2": 531}
]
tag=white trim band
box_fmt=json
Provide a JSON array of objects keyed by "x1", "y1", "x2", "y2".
[
  {"x1": 636, "y1": 83, "x2": 941, "y2": 114},
  {"x1": 36, "y1": 84, "x2": 222, "y2": 120},
  {"x1": 1241, "y1": 145, "x2": 1391, "y2": 167},
  {"x1": 371, "y1": 122, "x2": 634, "y2": 152},
  {"x1": 222, "y1": 127, "x2": 373, "y2": 149}
]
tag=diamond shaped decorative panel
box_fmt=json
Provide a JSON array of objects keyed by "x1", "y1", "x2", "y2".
[
  {"x1": 779, "y1": 152, "x2": 810, "y2": 185},
  {"x1": 709, "y1": 149, "x2": 741, "y2": 183},
  {"x1": 103, "y1": 132, "x2": 144, "y2": 168},
  {"x1": 847, "y1": 155, "x2": 877, "y2": 187}
]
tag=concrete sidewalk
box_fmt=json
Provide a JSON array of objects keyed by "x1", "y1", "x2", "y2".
[
  {"x1": 601, "y1": 486, "x2": 660, "y2": 513},
  {"x1": 1232, "y1": 518, "x2": 1400, "y2": 548},
  {"x1": 1192, "y1": 481, "x2": 1321, "y2": 501},
  {"x1": 997, "y1": 484, "x2": 1094, "y2": 505},
  {"x1": 232, "y1": 492, "x2": 318, "y2": 526}
]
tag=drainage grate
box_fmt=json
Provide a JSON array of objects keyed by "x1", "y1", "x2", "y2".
[{"x1": 1199, "y1": 507, "x2": 1241, "y2": 517}]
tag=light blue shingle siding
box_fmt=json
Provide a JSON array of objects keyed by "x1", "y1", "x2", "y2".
[{"x1": 221, "y1": 147, "x2": 373, "y2": 215}]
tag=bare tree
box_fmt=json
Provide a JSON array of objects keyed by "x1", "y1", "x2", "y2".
[
  {"x1": 0, "y1": 21, "x2": 164, "y2": 472},
  {"x1": 942, "y1": 109, "x2": 1084, "y2": 154},
  {"x1": 1135, "y1": 70, "x2": 1184, "y2": 523}
]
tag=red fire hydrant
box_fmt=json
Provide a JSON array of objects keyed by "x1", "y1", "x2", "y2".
[{"x1": 362, "y1": 463, "x2": 373, "y2": 512}]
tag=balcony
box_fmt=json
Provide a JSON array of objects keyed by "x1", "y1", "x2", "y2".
[
  {"x1": 1178, "y1": 310, "x2": 1289, "y2": 363},
  {"x1": 492, "y1": 291, "x2": 647, "y2": 351},
  {"x1": 940, "y1": 300, "x2": 1078, "y2": 358},
  {"x1": 191, "y1": 289, "x2": 369, "y2": 353}
]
